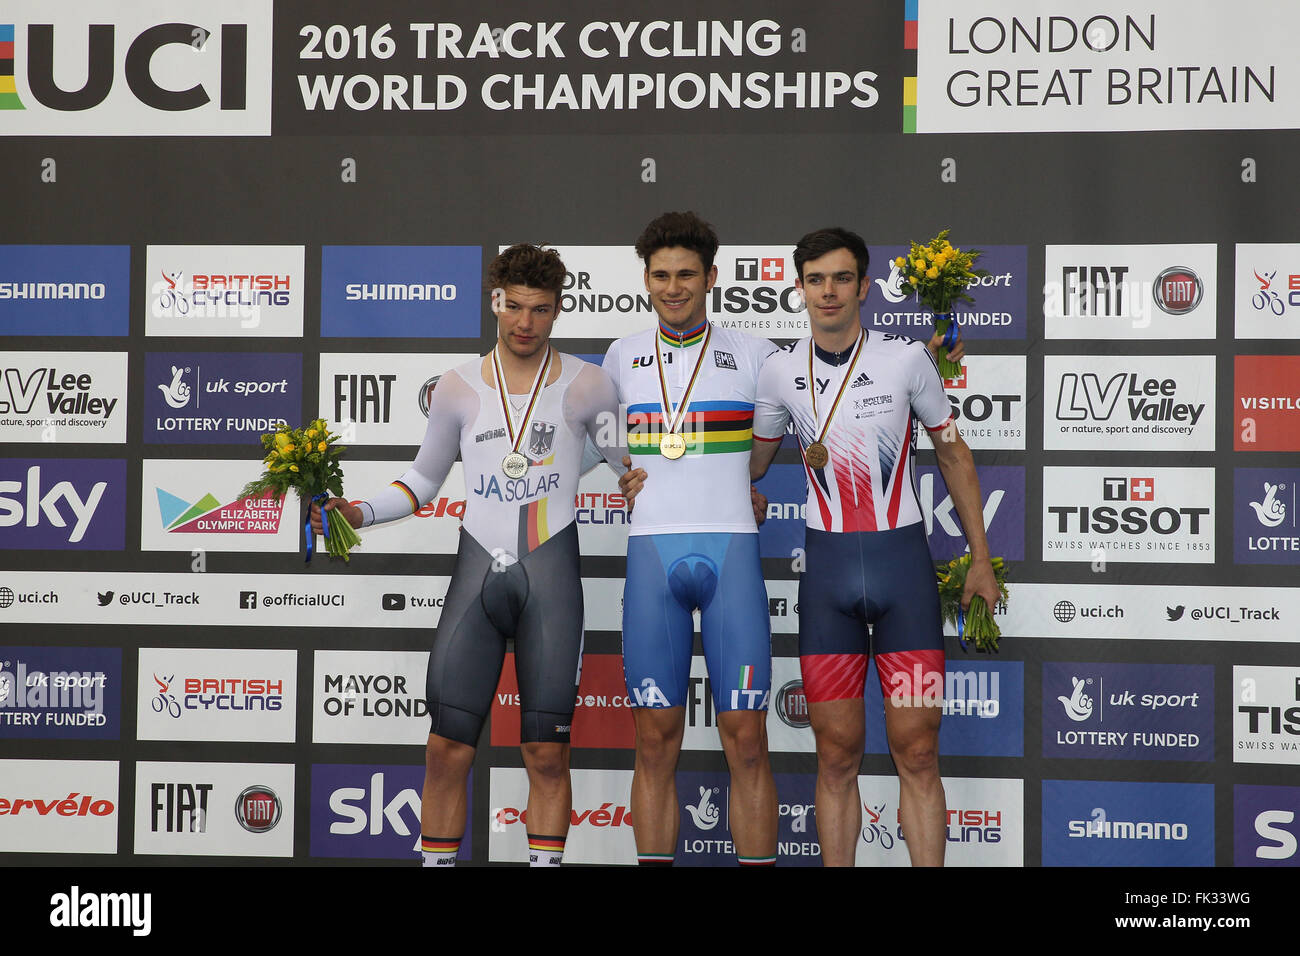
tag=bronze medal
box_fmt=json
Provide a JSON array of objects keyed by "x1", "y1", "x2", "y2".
[{"x1": 805, "y1": 441, "x2": 829, "y2": 469}]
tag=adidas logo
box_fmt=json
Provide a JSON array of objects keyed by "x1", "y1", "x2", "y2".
[{"x1": 851, "y1": 372, "x2": 873, "y2": 388}]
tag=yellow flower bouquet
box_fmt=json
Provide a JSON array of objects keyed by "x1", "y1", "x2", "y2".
[
  {"x1": 894, "y1": 229, "x2": 988, "y2": 379},
  {"x1": 238, "y1": 418, "x2": 361, "y2": 561},
  {"x1": 936, "y1": 554, "x2": 1008, "y2": 653}
]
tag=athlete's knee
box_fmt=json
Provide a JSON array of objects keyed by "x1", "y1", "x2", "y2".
[
  {"x1": 633, "y1": 711, "x2": 685, "y2": 771},
  {"x1": 718, "y1": 713, "x2": 769, "y2": 774},
  {"x1": 890, "y1": 733, "x2": 940, "y2": 780},
  {"x1": 814, "y1": 725, "x2": 865, "y2": 784},
  {"x1": 521, "y1": 742, "x2": 570, "y2": 784},
  {"x1": 425, "y1": 734, "x2": 474, "y2": 782}
]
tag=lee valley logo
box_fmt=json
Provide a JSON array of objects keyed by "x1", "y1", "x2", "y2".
[
  {"x1": 1045, "y1": 356, "x2": 1215, "y2": 451},
  {"x1": 0, "y1": 354, "x2": 126, "y2": 442},
  {"x1": 49, "y1": 885, "x2": 150, "y2": 937}
]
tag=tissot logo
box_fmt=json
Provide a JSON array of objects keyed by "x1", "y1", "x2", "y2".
[{"x1": 1, "y1": 2, "x2": 272, "y2": 136}]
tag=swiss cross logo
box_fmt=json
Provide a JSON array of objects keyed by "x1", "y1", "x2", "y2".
[
  {"x1": 1103, "y1": 476, "x2": 1154, "y2": 501},
  {"x1": 944, "y1": 368, "x2": 968, "y2": 389},
  {"x1": 761, "y1": 258, "x2": 784, "y2": 281},
  {"x1": 735, "y1": 258, "x2": 758, "y2": 281}
]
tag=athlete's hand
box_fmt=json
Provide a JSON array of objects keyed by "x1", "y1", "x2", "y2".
[
  {"x1": 311, "y1": 497, "x2": 362, "y2": 535},
  {"x1": 618, "y1": 455, "x2": 647, "y2": 513},
  {"x1": 961, "y1": 555, "x2": 1001, "y2": 613},
  {"x1": 926, "y1": 326, "x2": 965, "y2": 364},
  {"x1": 751, "y1": 486, "x2": 768, "y2": 526}
]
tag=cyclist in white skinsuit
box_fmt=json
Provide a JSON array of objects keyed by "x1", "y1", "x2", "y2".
[{"x1": 313, "y1": 245, "x2": 622, "y2": 869}]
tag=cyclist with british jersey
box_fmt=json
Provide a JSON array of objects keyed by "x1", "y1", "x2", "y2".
[{"x1": 749, "y1": 227, "x2": 1000, "y2": 867}]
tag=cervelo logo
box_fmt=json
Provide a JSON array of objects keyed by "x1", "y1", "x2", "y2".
[
  {"x1": 2, "y1": 3, "x2": 272, "y2": 136},
  {"x1": 494, "y1": 802, "x2": 631, "y2": 829},
  {"x1": 0, "y1": 464, "x2": 106, "y2": 543}
]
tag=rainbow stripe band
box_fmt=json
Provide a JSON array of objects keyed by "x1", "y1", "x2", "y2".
[
  {"x1": 627, "y1": 400, "x2": 755, "y2": 456},
  {"x1": 658, "y1": 318, "x2": 707, "y2": 348},
  {"x1": 638, "y1": 853, "x2": 674, "y2": 863},
  {"x1": 739, "y1": 855, "x2": 777, "y2": 866},
  {"x1": 0, "y1": 26, "x2": 23, "y2": 110}
]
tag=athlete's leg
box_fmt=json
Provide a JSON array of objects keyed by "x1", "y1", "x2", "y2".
[
  {"x1": 808, "y1": 697, "x2": 865, "y2": 867},
  {"x1": 882, "y1": 692, "x2": 945, "y2": 866},
  {"x1": 716, "y1": 709, "x2": 777, "y2": 862},
  {"x1": 630, "y1": 707, "x2": 686, "y2": 860},
  {"x1": 420, "y1": 532, "x2": 508, "y2": 860},
  {"x1": 701, "y1": 533, "x2": 777, "y2": 863},
  {"x1": 511, "y1": 524, "x2": 585, "y2": 865},
  {"x1": 421, "y1": 733, "x2": 476, "y2": 838},
  {"x1": 521, "y1": 741, "x2": 572, "y2": 838},
  {"x1": 623, "y1": 534, "x2": 697, "y2": 863}
]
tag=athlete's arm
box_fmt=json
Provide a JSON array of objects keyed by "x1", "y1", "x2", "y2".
[
  {"x1": 749, "y1": 349, "x2": 788, "y2": 482},
  {"x1": 912, "y1": 344, "x2": 998, "y2": 611},
  {"x1": 569, "y1": 362, "x2": 627, "y2": 469},
  {"x1": 312, "y1": 369, "x2": 469, "y2": 533}
]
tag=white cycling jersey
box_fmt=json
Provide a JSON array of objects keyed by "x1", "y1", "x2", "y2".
[
  {"x1": 361, "y1": 353, "x2": 620, "y2": 558},
  {"x1": 753, "y1": 330, "x2": 953, "y2": 533}
]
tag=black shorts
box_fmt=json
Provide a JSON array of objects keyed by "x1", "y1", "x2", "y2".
[{"x1": 426, "y1": 522, "x2": 584, "y2": 746}]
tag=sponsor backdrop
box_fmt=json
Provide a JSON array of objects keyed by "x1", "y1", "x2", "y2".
[{"x1": 1, "y1": 0, "x2": 1297, "y2": 868}]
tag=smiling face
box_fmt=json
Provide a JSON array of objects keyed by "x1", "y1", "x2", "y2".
[
  {"x1": 644, "y1": 246, "x2": 717, "y2": 331},
  {"x1": 795, "y1": 247, "x2": 869, "y2": 338},
  {"x1": 494, "y1": 284, "x2": 559, "y2": 359}
]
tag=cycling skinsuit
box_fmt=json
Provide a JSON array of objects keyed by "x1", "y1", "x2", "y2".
[
  {"x1": 604, "y1": 319, "x2": 776, "y2": 713},
  {"x1": 360, "y1": 353, "x2": 620, "y2": 745},
  {"x1": 753, "y1": 331, "x2": 954, "y2": 703}
]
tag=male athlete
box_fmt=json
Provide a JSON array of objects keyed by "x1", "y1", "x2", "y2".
[
  {"x1": 313, "y1": 244, "x2": 622, "y2": 867},
  {"x1": 748, "y1": 227, "x2": 999, "y2": 867},
  {"x1": 603, "y1": 211, "x2": 780, "y2": 866}
]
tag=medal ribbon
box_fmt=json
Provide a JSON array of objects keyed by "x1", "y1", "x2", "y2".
[
  {"x1": 491, "y1": 345, "x2": 552, "y2": 456},
  {"x1": 808, "y1": 330, "x2": 865, "y2": 448},
  {"x1": 654, "y1": 324, "x2": 712, "y2": 442}
]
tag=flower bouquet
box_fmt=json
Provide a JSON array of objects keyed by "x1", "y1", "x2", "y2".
[
  {"x1": 238, "y1": 418, "x2": 361, "y2": 561},
  {"x1": 936, "y1": 554, "x2": 1008, "y2": 653},
  {"x1": 894, "y1": 229, "x2": 988, "y2": 379}
]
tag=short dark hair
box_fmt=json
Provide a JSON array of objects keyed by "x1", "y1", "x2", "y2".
[
  {"x1": 635, "y1": 211, "x2": 720, "y2": 272},
  {"x1": 793, "y1": 227, "x2": 870, "y2": 283},
  {"x1": 487, "y1": 244, "x2": 567, "y2": 299}
]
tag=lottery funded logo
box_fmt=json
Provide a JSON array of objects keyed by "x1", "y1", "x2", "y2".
[
  {"x1": 145, "y1": 352, "x2": 300, "y2": 444},
  {"x1": 1042, "y1": 663, "x2": 1213, "y2": 761},
  {"x1": 862, "y1": 244, "x2": 1027, "y2": 339},
  {"x1": 1234, "y1": 468, "x2": 1300, "y2": 565},
  {"x1": 0, "y1": 647, "x2": 119, "y2": 739}
]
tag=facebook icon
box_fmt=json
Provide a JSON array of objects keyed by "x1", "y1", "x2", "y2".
[{"x1": 240, "y1": 591, "x2": 258, "y2": 609}]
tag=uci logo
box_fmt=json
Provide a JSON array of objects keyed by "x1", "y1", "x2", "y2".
[{"x1": 2, "y1": 5, "x2": 271, "y2": 135}]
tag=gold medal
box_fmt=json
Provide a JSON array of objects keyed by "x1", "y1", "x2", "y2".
[
  {"x1": 804, "y1": 441, "x2": 829, "y2": 469},
  {"x1": 659, "y1": 433, "x2": 687, "y2": 459}
]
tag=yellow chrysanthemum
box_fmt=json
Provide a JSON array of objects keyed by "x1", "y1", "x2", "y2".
[
  {"x1": 318, "y1": 441, "x2": 328, "y2": 452},
  {"x1": 926, "y1": 266, "x2": 939, "y2": 279}
]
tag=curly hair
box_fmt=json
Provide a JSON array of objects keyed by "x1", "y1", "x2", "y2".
[
  {"x1": 634, "y1": 211, "x2": 720, "y2": 272},
  {"x1": 486, "y1": 244, "x2": 568, "y2": 298}
]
